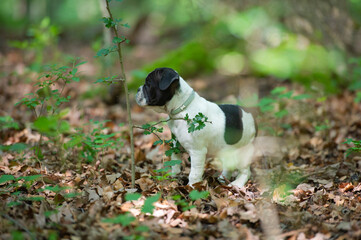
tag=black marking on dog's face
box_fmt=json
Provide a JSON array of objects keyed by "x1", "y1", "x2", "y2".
[
  {"x1": 218, "y1": 104, "x2": 243, "y2": 145},
  {"x1": 142, "y1": 68, "x2": 180, "y2": 106}
]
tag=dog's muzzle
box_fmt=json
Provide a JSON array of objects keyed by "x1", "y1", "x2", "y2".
[{"x1": 135, "y1": 86, "x2": 147, "y2": 106}]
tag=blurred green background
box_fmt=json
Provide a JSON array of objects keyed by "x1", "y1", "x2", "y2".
[{"x1": 1, "y1": 0, "x2": 361, "y2": 97}]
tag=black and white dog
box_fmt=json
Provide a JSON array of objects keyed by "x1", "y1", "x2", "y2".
[{"x1": 136, "y1": 68, "x2": 257, "y2": 187}]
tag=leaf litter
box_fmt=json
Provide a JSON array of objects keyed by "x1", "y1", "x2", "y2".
[{"x1": 0, "y1": 60, "x2": 361, "y2": 239}]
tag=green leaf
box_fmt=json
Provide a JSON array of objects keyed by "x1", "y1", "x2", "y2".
[
  {"x1": 163, "y1": 160, "x2": 182, "y2": 167},
  {"x1": 44, "y1": 210, "x2": 58, "y2": 218},
  {"x1": 121, "y1": 23, "x2": 130, "y2": 28},
  {"x1": 135, "y1": 225, "x2": 149, "y2": 232},
  {"x1": 102, "y1": 213, "x2": 135, "y2": 226},
  {"x1": 275, "y1": 109, "x2": 288, "y2": 118},
  {"x1": 355, "y1": 91, "x2": 361, "y2": 103},
  {"x1": 0, "y1": 143, "x2": 28, "y2": 152},
  {"x1": 42, "y1": 185, "x2": 71, "y2": 193},
  {"x1": 0, "y1": 175, "x2": 16, "y2": 184},
  {"x1": 17, "y1": 175, "x2": 42, "y2": 182},
  {"x1": 189, "y1": 190, "x2": 209, "y2": 201},
  {"x1": 165, "y1": 149, "x2": 175, "y2": 157},
  {"x1": 63, "y1": 192, "x2": 80, "y2": 198},
  {"x1": 101, "y1": 17, "x2": 117, "y2": 28},
  {"x1": 20, "y1": 196, "x2": 45, "y2": 201},
  {"x1": 11, "y1": 231, "x2": 24, "y2": 240},
  {"x1": 141, "y1": 193, "x2": 160, "y2": 214},
  {"x1": 343, "y1": 138, "x2": 354, "y2": 145},
  {"x1": 142, "y1": 123, "x2": 151, "y2": 129},
  {"x1": 33, "y1": 116, "x2": 58, "y2": 136},
  {"x1": 278, "y1": 91, "x2": 293, "y2": 99},
  {"x1": 10, "y1": 143, "x2": 28, "y2": 152},
  {"x1": 7, "y1": 201, "x2": 22, "y2": 207},
  {"x1": 271, "y1": 87, "x2": 287, "y2": 95},
  {"x1": 112, "y1": 36, "x2": 125, "y2": 44},
  {"x1": 64, "y1": 135, "x2": 83, "y2": 149},
  {"x1": 75, "y1": 61, "x2": 87, "y2": 67},
  {"x1": 125, "y1": 193, "x2": 141, "y2": 201},
  {"x1": 0, "y1": 116, "x2": 19, "y2": 130},
  {"x1": 292, "y1": 94, "x2": 311, "y2": 100},
  {"x1": 94, "y1": 78, "x2": 105, "y2": 84},
  {"x1": 95, "y1": 46, "x2": 117, "y2": 58},
  {"x1": 153, "y1": 140, "x2": 164, "y2": 146},
  {"x1": 33, "y1": 116, "x2": 69, "y2": 136}
]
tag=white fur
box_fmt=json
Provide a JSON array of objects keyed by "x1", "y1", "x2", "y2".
[
  {"x1": 137, "y1": 77, "x2": 256, "y2": 187},
  {"x1": 166, "y1": 78, "x2": 256, "y2": 187}
]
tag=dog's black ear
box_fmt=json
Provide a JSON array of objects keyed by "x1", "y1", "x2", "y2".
[{"x1": 159, "y1": 68, "x2": 179, "y2": 91}]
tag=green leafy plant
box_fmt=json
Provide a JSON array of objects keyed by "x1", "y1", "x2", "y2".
[
  {"x1": 9, "y1": 17, "x2": 60, "y2": 72},
  {"x1": 141, "y1": 193, "x2": 161, "y2": 214},
  {"x1": 0, "y1": 116, "x2": 19, "y2": 130},
  {"x1": 124, "y1": 192, "x2": 161, "y2": 214},
  {"x1": 0, "y1": 116, "x2": 28, "y2": 153},
  {"x1": 173, "y1": 190, "x2": 209, "y2": 211},
  {"x1": 1, "y1": 174, "x2": 44, "y2": 206},
  {"x1": 258, "y1": 86, "x2": 310, "y2": 115},
  {"x1": 138, "y1": 114, "x2": 210, "y2": 182},
  {"x1": 0, "y1": 143, "x2": 28, "y2": 153},
  {"x1": 344, "y1": 138, "x2": 361, "y2": 157},
  {"x1": 184, "y1": 113, "x2": 209, "y2": 133},
  {"x1": 102, "y1": 213, "x2": 136, "y2": 226},
  {"x1": 64, "y1": 120, "x2": 124, "y2": 165},
  {"x1": 97, "y1": 0, "x2": 136, "y2": 188},
  {"x1": 256, "y1": 86, "x2": 311, "y2": 135},
  {"x1": 172, "y1": 194, "x2": 194, "y2": 211},
  {"x1": 315, "y1": 119, "x2": 330, "y2": 132},
  {"x1": 125, "y1": 193, "x2": 142, "y2": 201},
  {"x1": 15, "y1": 58, "x2": 85, "y2": 160},
  {"x1": 189, "y1": 190, "x2": 209, "y2": 200}
]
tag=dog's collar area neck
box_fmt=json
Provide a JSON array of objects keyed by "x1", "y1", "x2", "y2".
[{"x1": 170, "y1": 91, "x2": 195, "y2": 115}]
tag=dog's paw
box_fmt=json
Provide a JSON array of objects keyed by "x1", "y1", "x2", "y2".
[
  {"x1": 228, "y1": 181, "x2": 246, "y2": 189},
  {"x1": 218, "y1": 175, "x2": 229, "y2": 185}
]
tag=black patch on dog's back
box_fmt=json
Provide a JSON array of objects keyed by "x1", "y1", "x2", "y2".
[{"x1": 218, "y1": 104, "x2": 243, "y2": 145}]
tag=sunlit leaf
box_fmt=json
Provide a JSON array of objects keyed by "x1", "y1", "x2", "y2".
[
  {"x1": 125, "y1": 193, "x2": 141, "y2": 201},
  {"x1": 0, "y1": 175, "x2": 16, "y2": 184},
  {"x1": 102, "y1": 213, "x2": 135, "y2": 226},
  {"x1": 163, "y1": 160, "x2": 182, "y2": 167},
  {"x1": 189, "y1": 190, "x2": 209, "y2": 201},
  {"x1": 141, "y1": 193, "x2": 160, "y2": 214},
  {"x1": 17, "y1": 175, "x2": 42, "y2": 182}
]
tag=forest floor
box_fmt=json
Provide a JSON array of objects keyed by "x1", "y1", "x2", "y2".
[{"x1": 1, "y1": 48, "x2": 361, "y2": 240}]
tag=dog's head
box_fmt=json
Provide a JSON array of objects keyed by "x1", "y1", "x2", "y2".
[{"x1": 136, "y1": 68, "x2": 180, "y2": 107}]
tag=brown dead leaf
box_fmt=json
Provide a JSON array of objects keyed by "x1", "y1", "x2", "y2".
[
  {"x1": 103, "y1": 186, "x2": 114, "y2": 202},
  {"x1": 113, "y1": 179, "x2": 124, "y2": 191},
  {"x1": 134, "y1": 148, "x2": 146, "y2": 164},
  {"x1": 135, "y1": 177, "x2": 154, "y2": 191},
  {"x1": 211, "y1": 196, "x2": 230, "y2": 211},
  {"x1": 339, "y1": 182, "x2": 354, "y2": 192},
  {"x1": 86, "y1": 189, "x2": 100, "y2": 202},
  {"x1": 240, "y1": 203, "x2": 259, "y2": 223}
]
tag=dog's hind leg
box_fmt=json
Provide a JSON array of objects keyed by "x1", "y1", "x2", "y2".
[
  {"x1": 230, "y1": 167, "x2": 251, "y2": 188},
  {"x1": 218, "y1": 168, "x2": 232, "y2": 184},
  {"x1": 229, "y1": 143, "x2": 254, "y2": 188}
]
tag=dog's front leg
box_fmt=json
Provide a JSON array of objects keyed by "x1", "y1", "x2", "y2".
[{"x1": 188, "y1": 148, "x2": 207, "y2": 186}]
